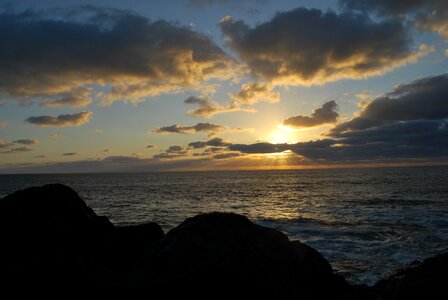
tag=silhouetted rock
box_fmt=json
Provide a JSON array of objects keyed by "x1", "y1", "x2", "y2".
[
  {"x1": 0, "y1": 184, "x2": 163, "y2": 294},
  {"x1": 372, "y1": 251, "x2": 448, "y2": 300},
  {"x1": 131, "y1": 212, "x2": 351, "y2": 298},
  {"x1": 112, "y1": 222, "x2": 164, "y2": 271}
]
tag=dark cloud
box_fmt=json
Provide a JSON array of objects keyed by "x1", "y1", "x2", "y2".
[
  {"x1": 166, "y1": 146, "x2": 188, "y2": 154},
  {"x1": 0, "y1": 7, "x2": 237, "y2": 106},
  {"x1": 2, "y1": 146, "x2": 34, "y2": 154},
  {"x1": 339, "y1": 0, "x2": 448, "y2": 39},
  {"x1": 152, "y1": 122, "x2": 226, "y2": 137},
  {"x1": 25, "y1": 111, "x2": 92, "y2": 127},
  {"x1": 331, "y1": 74, "x2": 448, "y2": 134},
  {"x1": 228, "y1": 120, "x2": 448, "y2": 162},
  {"x1": 1, "y1": 138, "x2": 38, "y2": 153},
  {"x1": 152, "y1": 145, "x2": 188, "y2": 160},
  {"x1": 338, "y1": 0, "x2": 431, "y2": 15},
  {"x1": 146, "y1": 144, "x2": 155, "y2": 149},
  {"x1": 220, "y1": 8, "x2": 430, "y2": 85},
  {"x1": 227, "y1": 73, "x2": 448, "y2": 163},
  {"x1": 212, "y1": 152, "x2": 242, "y2": 159},
  {"x1": 153, "y1": 145, "x2": 189, "y2": 160},
  {"x1": 283, "y1": 101, "x2": 339, "y2": 128},
  {"x1": 229, "y1": 142, "x2": 291, "y2": 154},
  {"x1": 12, "y1": 139, "x2": 39, "y2": 145},
  {"x1": 188, "y1": 137, "x2": 230, "y2": 149},
  {"x1": 187, "y1": 0, "x2": 254, "y2": 7},
  {"x1": 62, "y1": 152, "x2": 78, "y2": 156}
]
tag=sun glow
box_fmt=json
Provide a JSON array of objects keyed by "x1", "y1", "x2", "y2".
[{"x1": 268, "y1": 125, "x2": 297, "y2": 144}]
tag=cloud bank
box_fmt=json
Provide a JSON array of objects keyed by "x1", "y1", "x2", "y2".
[
  {"x1": 220, "y1": 7, "x2": 430, "y2": 85},
  {"x1": 330, "y1": 74, "x2": 448, "y2": 134},
  {"x1": 0, "y1": 7, "x2": 237, "y2": 106},
  {"x1": 339, "y1": 0, "x2": 448, "y2": 39}
]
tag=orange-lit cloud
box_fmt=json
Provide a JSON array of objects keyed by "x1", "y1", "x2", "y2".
[{"x1": 185, "y1": 82, "x2": 278, "y2": 117}]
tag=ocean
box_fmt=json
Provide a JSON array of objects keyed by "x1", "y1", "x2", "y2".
[{"x1": 1, "y1": 166, "x2": 447, "y2": 285}]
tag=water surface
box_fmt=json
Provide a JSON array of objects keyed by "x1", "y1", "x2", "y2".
[{"x1": 1, "y1": 166, "x2": 447, "y2": 285}]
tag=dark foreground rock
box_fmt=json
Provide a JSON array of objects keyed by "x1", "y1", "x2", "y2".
[
  {"x1": 131, "y1": 212, "x2": 350, "y2": 298},
  {"x1": 372, "y1": 252, "x2": 448, "y2": 300},
  {"x1": 0, "y1": 184, "x2": 446, "y2": 299},
  {"x1": 0, "y1": 184, "x2": 163, "y2": 294}
]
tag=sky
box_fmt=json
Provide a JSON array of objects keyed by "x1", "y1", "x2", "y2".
[{"x1": 0, "y1": 0, "x2": 448, "y2": 173}]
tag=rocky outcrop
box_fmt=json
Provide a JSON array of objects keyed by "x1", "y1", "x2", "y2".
[
  {"x1": 0, "y1": 184, "x2": 446, "y2": 299},
  {"x1": 372, "y1": 252, "x2": 448, "y2": 300},
  {"x1": 0, "y1": 184, "x2": 163, "y2": 294},
  {"x1": 131, "y1": 212, "x2": 351, "y2": 298}
]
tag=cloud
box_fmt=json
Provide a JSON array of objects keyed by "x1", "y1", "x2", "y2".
[
  {"x1": 0, "y1": 7, "x2": 237, "y2": 106},
  {"x1": 330, "y1": 73, "x2": 448, "y2": 134},
  {"x1": 25, "y1": 111, "x2": 92, "y2": 127},
  {"x1": 356, "y1": 91, "x2": 374, "y2": 100},
  {"x1": 188, "y1": 137, "x2": 231, "y2": 149},
  {"x1": 0, "y1": 138, "x2": 38, "y2": 153},
  {"x1": 228, "y1": 120, "x2": 448, "y2": 161},
  {"x1": 2, "y1": 146, "x2": 34, "y2": 154},
  {"x1": 184, "y1": 96, "x2": 242, "y2": 117},
  {"x1": 220, "y1": 8, "x2": 431, "y2": 85},
  {"x1": 152, "y1": 122, "x2": 226, "y2": 137},
  {"x1": 153, "y1": 145, "x2": 189, "y2": 160},
  {"x1": 12, "y1": 139, "x2": 39, "y2": 145},
  {"x1": 62, "y1": 152, "x2": 78, "y2": 156},
  {"x1": 166, "y1": 145, "x2": 189, "y2": 154},
  {"x1": 146, "y1": 144, "x2": 155, "y2": 149},
  {"x1": 229, "y1": 142, "x2": 292, "y2": 154},
  {"x1": 187, "y1": 0, "x2": 253, "y2": 7},
  {"x1": 0, "y1": 140, "x2": 15, "y2": 149},
  {"x1": 227, "y1": 74, "x2": 448, "y2": 163},
  {"x1": 231, "y1": 82, "x2": 279, "y2": 105},
  {"x1": 212, "y1": 152, "x2": 242, "y2": 159},
  {"x1": 283, "y1": 101, "x2": 339, "y2": 128},
  {"x1": 338, "y1": 0, "x2": 432, "y2": 15},
  {"x1": 339, "y1": 0, "x2": 448, "y2": 39},
  {"x1": 185, "y1": 82, "x2": 278, "y2": 117},
  {"x1": 40, "y1": 87, "x2": 93, "y2": 108}
]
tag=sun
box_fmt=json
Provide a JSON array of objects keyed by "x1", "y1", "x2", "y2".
[{"x1": 268, "y1": 125, "x2": 297, "y2": 144}]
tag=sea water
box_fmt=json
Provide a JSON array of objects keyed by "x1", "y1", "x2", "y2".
[{"x1": 1, "y1": 166, "x2": 447, "y2": 285}]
